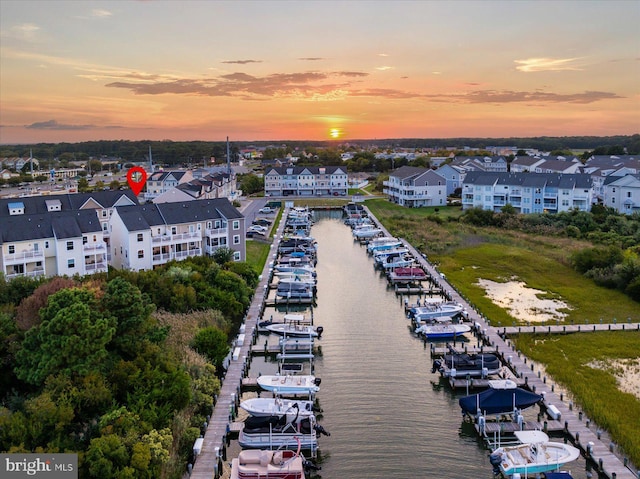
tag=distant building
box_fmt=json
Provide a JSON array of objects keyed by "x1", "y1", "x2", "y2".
[
  {"x1": 383, "y1": 166, "x2": 447, "y2": 207},
  {"x1": 462, "y1": 172, "x2": 593, "y2": 213},
  {"x1": 144, "y1": 170, "x2": 194, "y2": 201},
  {"x1": 602, "y1": 174, "x2": 640, "y2": 214},
  {"x1": 264, "y1": 166, "x2": 348, "y2": 197}
]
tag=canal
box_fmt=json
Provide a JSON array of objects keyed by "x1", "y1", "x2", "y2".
[{"x1": 227, "y1": 213, "x2": 600, "y2": 479}]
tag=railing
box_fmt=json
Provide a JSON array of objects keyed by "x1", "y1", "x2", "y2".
[
  {"x1": 205, "y1": 228, "x2": 228, "y2": 237},
  {"x1": 3, "y1": 250, "x2": 44, "y2": 263},
  {"x1": 151, "y1": 231, "x2": 201, "y2": 243},
  {"x1": 85, "y1": 262, "x2": 107, "y2": 272},
  {"x1": 152, "y1": 253, "x2": 172, "y2": 263},
  {"x1": 83, "y1": 243, "x2": 106, "y2": 252},
  {"x1": 5, "y1": 269, "x2": 45, "y2": 279}
]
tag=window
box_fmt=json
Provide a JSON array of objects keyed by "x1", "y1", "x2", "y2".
[
  {"x1": 137, "y1": 233, "x2": 143, "y2": 242},
  {"x1": 83, "y1": 236, "x2": 88, "y2": 244},
  {"x1": 171, "y1": 226, "x2": 177, "y2": 234},
  {"x1": 68, "y1": 259, "x2": 75, "y2": 269},
  {"x1": 138, "y1": 250, "x2": 144, "y2": 259},
  {"x1": 234, "y1": 251, "x2": 241, "y2": 261},
  {"x1": 233, "y1": 235, "x2": 240, "y2": 245},
  {"x1": 233, "y1": 220, "x2": 240, "y2": 230},
  {"x1": 8, "y1": 245, "x2": 15, "y2": 254},
  {"x1": 45, "y1": 241, "x2": 49, "y2": 248},
  {"x1": 102, "y1": 222, "x2": 108, "y2": 231},
  {"x1": 101, "y1": 210, "x2": 108, "y2": 218},
  {"x1": 67, "y1": 241, "x2": 74, "y2": 251},
  {"x1": 207, "y1": 221, "x2": 212, "y2": 229},
  {"x1": 627, "y1": 191, "x2": 632, "y2": 198},
  {"x1": 93, "y1": 235, "x2": 97, "y2": 242}
]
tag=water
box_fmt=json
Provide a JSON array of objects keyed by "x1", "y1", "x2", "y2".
[{"x1": 237, "y1": 215, "x2": 600, "y2": 479}]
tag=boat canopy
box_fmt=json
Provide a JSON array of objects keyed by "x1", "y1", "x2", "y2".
[{"x1": 459, "y1": 387, "x2": 543, "y2": 415}]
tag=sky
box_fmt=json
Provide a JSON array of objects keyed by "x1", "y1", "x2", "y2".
[{"x1": 1, "y1": 0, "x2": 639, "y2": 145}]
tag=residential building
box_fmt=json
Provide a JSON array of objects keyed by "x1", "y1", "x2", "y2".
[
  {"x1": 602, "y1": 174, "x2": 640, "y2": 214},
  {"x1": 109, "y1": 198, "x2": 245, "y2": 271},
  {"x1": 144, "y1": 170, "x2": 193, "y2": 201},
  {"x1": 462, "y1": 172, "x2": 593, "y2": 214},
  {"x1": 510, "y1": 156, "x2": 545, "y2": 173},
  {"x1": 383, "y1": 166, "x2": 447, "y2": 207},
  {"x1": 451, "y1": 156, "x2": 508, "y2": 173},
  {"x1": 435, "y1": 164, "x2": 466, "y2": 196},
  {"x1": 264, "y1": 166, "x2": 348, "y2": 197},
  {"x1": 1, "y1": 209, "x2": 107, "y2": 280}
]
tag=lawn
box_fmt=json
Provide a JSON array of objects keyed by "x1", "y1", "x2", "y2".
[{"x1": 514, "y1": 331, "x2": 640, "y2": 467}]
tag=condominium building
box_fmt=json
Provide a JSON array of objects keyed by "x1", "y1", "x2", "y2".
[
  {"x1": 462, "y1": 172, "x2": 593, "y2": 213},
  {"x1": 383, "y1": 166, "x2": 447, "y2": 207},
  {"x1": 264, "y1": 166, "x2": 348, "y2": 197}
]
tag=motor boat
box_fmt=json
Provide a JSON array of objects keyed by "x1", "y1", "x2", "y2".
[
  {"x1": 387, "y1": 266, "x2": 428, "y2": 283},
  {"x1": 257, "y1": 374, "x2": 321, "y2": 395},
  {"x1": 415, "y1": 323, "x2": 471, "y2": 339},
  {"x1": 240, "y1": 397, "x2": 318, "y2": 417},
  {"x1": 264, "y1": 321, "x2": 323, "y2": 338},
  {"x1": 489, "y1": 431, "x2": 580, "y2": 477},
  {"x1": 276, "y1": 282, "x2": 314, "y2": 300},
  {"x1": 230, "y1": 448, "x2": 306, "y2": 479},
  {"x1": 433, "y1": 347, "x2": 502, "y2": 378},
  {"x1": 408, "y1": 301, "x2": 464, "y2": 321},
  {"x1": 459, "y1": 380, "x2": 543, "y2": 416},
  {"x1": 238, "y1": 412, "x2": 329, "y2": 450}
]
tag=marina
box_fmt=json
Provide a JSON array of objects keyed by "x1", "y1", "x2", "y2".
[{"x1": 191, "y1": 205, "x2": 639, "y2": 479}]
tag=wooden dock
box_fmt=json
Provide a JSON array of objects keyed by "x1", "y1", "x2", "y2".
[
  {"x1": 399, "y1": 244, "x2": 639, "y2": 478},
  {"x1": 190, "y1": 211, "x2": 291, "y2": 479}
]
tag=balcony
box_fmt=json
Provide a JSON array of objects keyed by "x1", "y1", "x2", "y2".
[
  {"x1": 151, "y1": 231, "x2": 201, "y2": 244},
  {"x1": 85, "y1": 261, "x2": 107, "y2": 272},
  {"x1": 3, "y1": 249, "x2": 44, "y2": 265},
  {"x1": 83, "y1": 243, "x2": 106, "y2": 252},
  {"x1": 5, "y1": 268, "x2": 45, "y2": 280},
  {"x1": 206, "y1": 227, "x2": 228, "y2": 237}
]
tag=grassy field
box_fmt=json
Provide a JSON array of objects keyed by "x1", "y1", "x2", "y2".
[
  {"x1": 514, "y1": 331, "x2": 640, "y2": 466},
  {"x1": 245, "y1": 240, "x2": 271, "y2": 274}
]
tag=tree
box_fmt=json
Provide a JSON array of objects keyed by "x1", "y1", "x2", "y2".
[
  {"x1": 212, "y1": 247, "x2": 235, "y2": 265},
  {"x1": 78, "y1": 177, "x2": 90, "y2": 192},
  {"x1": 191, "y1": 327, "x2": 229, "y2": 371},
  {"x1": 238, "y1": 174, "x2": 263, "y2": 195},
  {"x1": 110, "y1": 179, "x2": 121, "y2": 190},
  {"x1": 15, "y1": 288, "x2": 116, "y2": 385}
]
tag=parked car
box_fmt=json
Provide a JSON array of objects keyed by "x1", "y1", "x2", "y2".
[
  {"x1": 258, "y1": 206, "x2": 273, "y2": 214},
  {"x1": 247, "y1": 225, "x2": 268, "y2": 235},
  {"x1": 252, "y1": 218, "x2": 272, "y2": 227}
]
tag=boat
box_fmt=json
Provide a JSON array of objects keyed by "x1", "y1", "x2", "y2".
[
  {"x1": 257, "y1": 374, "x2": 321, "y2": 395},
  {"x1": 459, "y1": 380, "x2": 543, "y2": 416},
  {"x1": 264, "y1": 321, "x2": 323, "y2": 338},
  {"x1": 240, "y1": 397, "x2": 318, "y2": 417},
  {"x1": 276, "y1": 282, "x2": 315, "y2": 300},
  {"x1": 544, "y1": 472, "x2": 574, "y2": 479},
  {"x1": 274, "y1": 272, "x2": 317, "y2": 286},
  {"x1": 408, "y1": 301, "x2": 465, "y2": 321},
  {"x1": 230, "y1": 448, "x2": 307, "y2": 479},
  {"x1": 432, "y1": 348, "x2": 502, "y2": 378},
  {"x1": 415, "y1": 323, "x2": 471, "y2": 339},
  {"x1": 367, "y1": 237, "x2": 402, "y2": 253},
  {"x1": 238, "y1": 412, "x2": 330, "y2": 450},
  {"x1": 387, "y1": 266, "x2": 428, "y2": 283},
  {"x1": 353, "y1": 227, "x2": 383, "y2": 240},
  {"x1": 489, "y1": 431, "x2": 580, "y2": 477},
  {"x1": 273, "y1": 265, "x2": 317, "y2": 277}
]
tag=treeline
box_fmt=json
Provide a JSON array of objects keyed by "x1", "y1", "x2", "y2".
[
  {"x1": 2, "y1": 135, "x2": 638, "y2": 165},
  {"x1": 0, "y1": 251, "x2": 256, "y2": 478},
  {"x1": 460, "y1": 206, "x2": 640, "y2": 301}
]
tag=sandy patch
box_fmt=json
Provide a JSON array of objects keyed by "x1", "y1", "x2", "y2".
[
  {"x1": 587, "y1": 358, "x2": 640, "y2": 400},
  {"x1": 477, "y1": 278, "x2": 572, "y2": 323}
]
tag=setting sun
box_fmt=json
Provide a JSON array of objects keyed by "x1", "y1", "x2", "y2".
[{"x1": 329, "y1": 128, "x2": 342, "y2": 139}]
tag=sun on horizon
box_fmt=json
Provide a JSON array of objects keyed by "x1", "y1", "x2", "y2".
[{"x1": 329, "y1": 128, "x2": 343, "y2": 139}]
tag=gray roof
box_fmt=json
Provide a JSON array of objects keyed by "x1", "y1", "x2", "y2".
[
  {"x1": 0, "y1": 190, "x2": 138, "y2": 217},
  {"x1": 114, "y1": 198, "x2": 243, "y2": 232},
  {"x1": 464, "y1": 171, "x2": 592, "y2": 189},
  {"x1": 265, "y1": 166, "x2": 347, "y2": 175},
  {"x1": 389, "y1": 165, "x2": 430, "y2": 180},
  {"x1": 0, "y1": 209, "x2": 102, "y2": 243}
]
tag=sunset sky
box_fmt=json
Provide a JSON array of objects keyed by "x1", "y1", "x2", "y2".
[{"x1": 1, "y1": 0, "x2": 639, "y2": 144}]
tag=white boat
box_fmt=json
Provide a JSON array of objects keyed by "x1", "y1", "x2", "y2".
[
  {"x1": 231, "y1": 448, "x2": 306, "y2": 479},
  {"x1": 373, "y1": 247, "x2": 410, "y2": 263},
  {"x1": 409, "y1": 301, "x2": 464, "y2": 321},
  {"x1": 415, "y1": 323, "x2": 471, "y2": 339},
  {"x1": 264, "y1": 322, "x2": 323, "y2": 338},
  {"x1": 274, "y1": 272, "x2": 317, "y2": 286},
  {"x1": 367, "y1": 237, "x2": 402, "y2": 253},
  {"x1": 257, "y1": 374, "x2": 321, "y2": 395},
  {"x1": 273, "y1": 265, "x2": 317, "y2": 277},
  {"x1": 353, "y1": 224, "x2": 383, "y2": 239},
  {"x1": 489, "y1": 431, "x2": 580, "y2": 477},
  {"x1": 276, "y1": 282, "x2": 314, "y2": 299},
  {"x1": 240, "y1": 397, "x2": 317, "y2": 417}
]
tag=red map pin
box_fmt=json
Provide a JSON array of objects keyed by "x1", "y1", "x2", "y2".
[{"x1": 126, "y1": 167, "x2": 147, "y2": 196}]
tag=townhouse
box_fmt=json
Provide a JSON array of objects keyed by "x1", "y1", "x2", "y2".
[
  {"x1": 109, "y1": 198, "x2": 245, "y2": 272},
  {"x1": 0, "y1": 209, "x2": 107, "y2": 279},
  {"x1": 264, "y1": 166, "x2": 348, "y2": 197},
  {"x1": 602, "y1": 174, "x2": 640, "y2": 214},
  {"x1": 434, "y1": 164, "x2": 466, "y2": 196},
  {"x1": 383, "y1": 166, "x2": 447, "y2": 207},
  {"x1": 462, "y1": 172, "x2": 593, "y2": 213},
  {"x1": 144, "y1": 170, "x2": 194, "y2": 201}
]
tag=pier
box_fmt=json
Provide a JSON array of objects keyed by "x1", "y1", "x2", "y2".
[{"x1": 362, "y1": 205, "x2": 639, "y2": 479}]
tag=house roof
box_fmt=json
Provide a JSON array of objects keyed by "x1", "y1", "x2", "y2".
[
  {"x1": 464, "y1": 171, "x2": 592, "y2": 189},
  {"x1": 114, "y1": 198, "x2": 243, "y2": 232},
  {"x1": 0, "y1": 190, "x2": 138, "y2": 217},
  {"x1": 264, "y1": 166, "x2": 347, "y2": 175},
  {"x1": 0, "y1": 209, "x2": 102, "y2": 243}
]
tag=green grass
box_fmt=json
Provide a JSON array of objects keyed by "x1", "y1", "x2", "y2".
[
  {"x1": 245, "y1": 240, "x2": 271, "y2": 274},
  {"x1": 514, "y1": 332, "x2": 640, "y2": 466}
]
